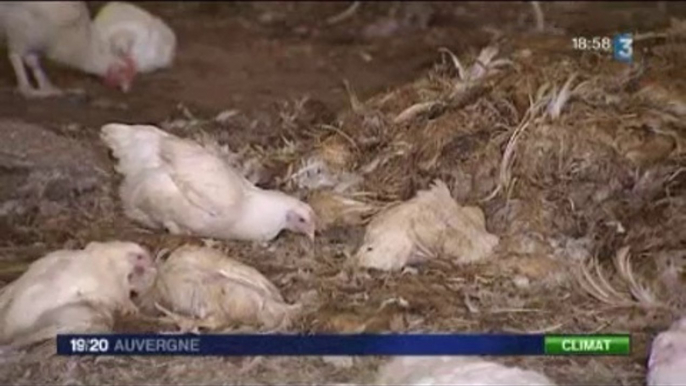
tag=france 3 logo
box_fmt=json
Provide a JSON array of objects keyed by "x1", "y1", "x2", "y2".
[{"x1": 613, "y1": 34, "x2": 633, "y2": 63}]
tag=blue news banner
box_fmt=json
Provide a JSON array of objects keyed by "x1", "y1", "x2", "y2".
[{"x1": 58, "y1": 334, "x2": 545, "y2": 356}]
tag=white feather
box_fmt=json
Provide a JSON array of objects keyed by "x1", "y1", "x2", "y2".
[
  {"x1": 355, "y1": 180, "x2": 499, "y2": 271},
  {"x1": 93, "y1": 1, "x2": 176, "y2": 72},
  {"x1": 139, "y1": 246, "x2": 300, "y2": 330},
  {"x1": 100, "y1": 123, "x2": 315, "y2": 242},
  {"x1": 648, "y1": 316, "x2": 686, "y2": 386},
  {"x1": 375, "y1": 357, "x2": 556, "y2": 385},
  {"x1": 0, "y1": 241, "x2": 152, "y2": 349},
  {"x1": 0, "y1": 1, "x2": 118, "y2": 76}
]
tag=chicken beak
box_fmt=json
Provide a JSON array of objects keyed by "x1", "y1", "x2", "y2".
[{"x1": 307, "y1": 228, "x2": 316, "y2": 242}]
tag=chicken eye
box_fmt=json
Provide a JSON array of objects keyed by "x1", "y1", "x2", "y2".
[
  {"x1": 129, "y1": 252, "x2": 146, "y2": 262},
  {"x1": 298, "y1": 217, "x2": 305, "y2": 223},
  {"x1": 366, "y1": 246, "x2": 373, "y2": 252}
]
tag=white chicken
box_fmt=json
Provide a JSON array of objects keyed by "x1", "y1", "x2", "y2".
[
  {"x1": 138, "y1": 245, "x2": 300, "y2": 331},
  {"x1": 0, "y1": 1, "x2": 175, "y2": 98},
  {"x1": 93, "y1": 2, "x2": 176, "y2": 81},
  {"x1": 375, "y1": 356, "x2": 556, "y2": 385},
  {"x1": 647, "y1": 316, "x2": 686, "y2": 385},
  {"x1": 355, "y1": 180, "x2": 499, "y2": 271},
  {"x1": 100, "y1": 123, "x2": 317, "y2": 242},
  {"x1": 0, "y1": 241, "x2": 155, "y2": 350},
  {"x1": 0, "y1": 1, "x2": 128, "y2": 97}
]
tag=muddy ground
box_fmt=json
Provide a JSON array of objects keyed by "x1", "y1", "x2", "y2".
[{"x1": 1, "y1": 2, "x2": 686, "y2": 385}]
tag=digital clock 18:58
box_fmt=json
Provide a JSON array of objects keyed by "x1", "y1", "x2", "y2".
[{"x1": 572, "y1": 37, "x2": 612, "y2": 52}]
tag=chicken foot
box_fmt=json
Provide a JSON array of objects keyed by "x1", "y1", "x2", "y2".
[
  {"x1": 9, "y1": 52, "x2": 83, "y2": 99},
  {"x1": 24, "y1": 53, "x2": 63, "y2": 96},
  {"x1": 9, "y1": 52, "x2": 62, "y2": 98}
]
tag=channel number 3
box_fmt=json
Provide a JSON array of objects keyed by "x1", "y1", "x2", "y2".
[
  {"x1": 617, "y1": 37, "x2": 632, "y2": 57},
  {"x1": 613, "y1": 34, "x2": 633, "y2": 62}
]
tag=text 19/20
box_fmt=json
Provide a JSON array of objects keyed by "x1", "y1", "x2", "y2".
[{"x1": 70, "y1": 338, "x2": 109, "y2": 353}]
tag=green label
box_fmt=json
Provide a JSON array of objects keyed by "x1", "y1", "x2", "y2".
[{"x1": 544, "y1": 335, "x2": 630, "y2": 355}]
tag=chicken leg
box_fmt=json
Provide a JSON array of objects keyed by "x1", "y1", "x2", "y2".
[
  {"x1": 8, "y1": 52, "x2": 62, "y2": 98},
  {"x1": 8, "y1": 53, "x2": 34, "y2": 96},
  {"x1": 24, "y1": 53, "x2": 64, "y2": 97}
]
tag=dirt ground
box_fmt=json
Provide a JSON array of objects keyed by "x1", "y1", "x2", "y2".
[{"x1": 1, "y1": 2, "x2": 686, "y2": 385}]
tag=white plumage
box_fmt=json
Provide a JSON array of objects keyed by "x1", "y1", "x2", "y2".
[
  {"x1": 0, "y1": 1, "x2": 118, "y2": 97},
  {"x1": 93, "y1": 1, "x2": 176, "y2": 74},
  {"x1": 138, "y1": 245, "x2": 300, "y2": 331},
  {"x1": 648, "y1": 316, "x2": 686, "y2": 385},
  {"x1": 375, "y1": 356, "x2": 556, "y2": 385},
  {"x1": 0, "y1": 1, "x2": 175, "y2": 97},
  {"x1": 355, "y1": 180, "x2": 499, "y2": 271},
  {"x1": 100, "y1": 123, "x2": 316, "y2": 242},
  {"x1": 0, "y1": 241, "x2": 155, "y2": 349}
]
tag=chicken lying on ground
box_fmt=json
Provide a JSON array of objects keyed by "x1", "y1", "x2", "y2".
[
  {"x1": 647, "y1": 316, "x2": 686, "y2": 386},
  {"x1": 0, "y1": 1, "x2": 174, "y2": 98},
  {"x1": 354, "y1": 180, "x2": 499, "y2": 271},
  {"x1": 375, "y1": 356, "x2": 556, "y2": 385},
  {"x1": 93, "y1": 1, "x2": 176, "y2": 89},
  {"x1": 137, "y1": 245, "x2": 300, "y2": 332},
  {"x1": 0, "y1": 241, "x2": 155, "y2": 350},
  {"x1": 101, "y1": 123, "x2": 316, "y2": 242}
]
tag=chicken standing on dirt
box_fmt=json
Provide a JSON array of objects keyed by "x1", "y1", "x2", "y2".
[
  {"x1": 101, "y1": 123, "x2": 317, "y2": 242},
  {"x1": 647, "y1": 316, "x2": 686, "y2": 385},
  {"x1": 355, "y1": 180, "x2": 499, "y2": 271},
  {"x1": 93, "y1": 1, "x2": 176, "y2": 91},
  {"x1": 0, "y1": 1, "x2": 173, "y2": 98},
  {"x1": 0, "y1": 241, "x2": 155, "y2": 350}
]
